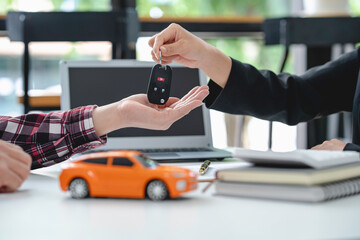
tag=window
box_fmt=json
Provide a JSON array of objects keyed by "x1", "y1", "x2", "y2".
[
  {"x1": 83, "y1": 158, "x2": 108, "y2": 165},
  {"x1": 112, "y1": 158, "x2": 134, "y2": 167},
  {"x1": 0, "y1": 0, "x2": 112, "y2": 116}
]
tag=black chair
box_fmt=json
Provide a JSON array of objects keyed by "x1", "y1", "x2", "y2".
[
  {"x1": 6, "y1": 10, "x2": 139, "y2": 113},
  {"x1": 263, "y1": 17, "x2": 360, "y2": 148}
]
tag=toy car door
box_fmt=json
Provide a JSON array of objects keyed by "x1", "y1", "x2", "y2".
[{"x1": 105, "y1": 157, "x2": 143, "y2": 198}]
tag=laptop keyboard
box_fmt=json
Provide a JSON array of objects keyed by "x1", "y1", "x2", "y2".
[
  {"x1": 84, "y1": 147, "x2": 213, "y2": 154},
  {"x1": 139, "y1": 148, "x2": 212, "y2": 153}
]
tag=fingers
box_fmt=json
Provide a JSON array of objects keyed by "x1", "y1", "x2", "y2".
[
  {"x1": 151, "y1": 49, "x2": 180, "y2": 65},
  {"x1": 191, "y1": 86, "x2": 209, "y2": 102},
  {"x1": 178, "y1": 85, "x2": 209, "y2": 106},
  {"x1": 162, "y1": 85, "x2": 209, "y2": 110},
  {"x1": 149, "y1": 86, "x2": 208, "y2": 130},
  {"x1": 161, "y1": 85, "x2": 207, "y2": 108},
  {"x1": 161, "y1": 55, "x2": 179, "y2": 63},
  {"x1": 163, "y1": 97, "x2": 180, "y2": 108},
  {"x1": 125, "y1": 94, "x2": 159, "y2": 108},
  {"x1": 148, "y1": 34, "x2": 157, "y2": 48},
  {"x1": 150, "y1": 23, "x2": 203, "y2": 68},
  {"x1": 311, "y1": 144, "x2": 321, "y2": 150},
  {"x1": 151, "y1": 51, "x2": 180, "y2": 65},
  {"x1": 167, "y1": 85, "x2": 204, "y2": 109},
  {"x1": 157, "y1": 97, "x2": 180, "y2": 110},
  {"x1": 180, "y1": 86, "x2": 201, "y2": 102},
  {"x1": 154, "y1": 99, "x2": 203, "y2": 131},
  {"x1": 179, "y1": 87, "x2": 209, "y2": 108},
  {"x1": 169, "y1": 86, "x2": 209, "y2": 120},
  {"x1": 0, "y1": 141, "x2": 32, "y2": 167},
  {"x1": 0, "y1": 141, "x2": 32, "y2": 193},
  {"x1": 151, "y1": 51, "x2": 174, "y2": 65},
  {"x1": 171, "y1": 100, "x2": 204, "y2": 122},
  {"x1": 310, "y1": 139, "x2": 346, "y2": 151},
  {"x1": 119, "y1": 85, "x2": 209, "y2": 131},
  {"x1": 0, "y1": 167, "x2": 23, "y2": 193},
  {"x1": 159, "y1": 41, "x2": 185, "y2": 58},
  {"x1": 8, "y1": 157, "x2": 31, "y2": 183},
  {"x1": 150, "y1": 23, "x2": 181, "y2": 60}
]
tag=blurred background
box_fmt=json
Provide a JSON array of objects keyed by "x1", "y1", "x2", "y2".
[{"x1": 1, "y1": 0, "x2": 359, "y2": 151}]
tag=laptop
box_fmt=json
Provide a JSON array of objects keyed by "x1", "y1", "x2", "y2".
[{"x1": 60, "y1": 60, "x2": 232, "y2": 161}]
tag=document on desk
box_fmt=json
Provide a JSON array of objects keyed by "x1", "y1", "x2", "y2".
[{"x1": 233, "y1": 147, "x2": 360, "y2": 169}]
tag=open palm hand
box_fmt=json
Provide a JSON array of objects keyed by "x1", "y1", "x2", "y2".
[{"x1": 117, "y1": 85, "x2": 209, "y2": 130}]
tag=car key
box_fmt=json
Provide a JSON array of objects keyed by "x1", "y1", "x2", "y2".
[{"x1": 147, "y1": 51, "x2": 172, "y2": 105}]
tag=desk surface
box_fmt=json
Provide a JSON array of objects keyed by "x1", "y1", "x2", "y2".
[{"x1": 1, "y1": 162, "x2": 360, "y2": 240}]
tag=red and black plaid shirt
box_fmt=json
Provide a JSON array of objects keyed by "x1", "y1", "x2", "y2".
[{"x1": 0, "y1": 106, "x2": 107, "y2": 170}]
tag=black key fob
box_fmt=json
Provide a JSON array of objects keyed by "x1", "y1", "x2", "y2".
[{"x1": 147, "y1": 64, "x2": 172, "y2": 105}]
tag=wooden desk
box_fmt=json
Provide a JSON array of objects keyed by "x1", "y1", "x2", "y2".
[{"x1": 18, "y1": 95, "x2": 60, "y2": 108}]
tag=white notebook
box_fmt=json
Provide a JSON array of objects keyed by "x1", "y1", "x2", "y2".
[
  {"x1": 214, "y1": 177, "x2": 360, "y2": 202},
  {"x1": 234, "y1": 148, "x2": 360, "y2": 169}
]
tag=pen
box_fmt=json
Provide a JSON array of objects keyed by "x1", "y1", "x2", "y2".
[{"x1": 199, "y1": 160, "x2": 211, "y2": 175}]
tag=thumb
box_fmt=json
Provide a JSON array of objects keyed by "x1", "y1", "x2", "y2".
[{"x1": 161, "y1": 40, "x2": 185, "y2": 57}]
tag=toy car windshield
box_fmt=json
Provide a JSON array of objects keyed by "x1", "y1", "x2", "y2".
[{"x1": 136, "y1": 154, "x2": 159, "y2": 168}]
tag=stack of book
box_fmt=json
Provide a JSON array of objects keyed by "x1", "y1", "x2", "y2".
[{"x1": 214, "y1": 149, "x2": 360, "y2": 202}]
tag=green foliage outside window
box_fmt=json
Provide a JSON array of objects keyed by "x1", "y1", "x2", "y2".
[
  {"x1": 349, "y1": 0, "x2": 360, "y2": 15},
  {"x1": 49, "y1": 0, "x2": 110, "y2": 11},
  {"x1": 137, "y1": 0, "x2": 266, "y2": 17},
  {"x1": 0, "y1": 0, "x2": 13, "y2": 14},
  {"x1": 206, "y1": 38, "x2": 291, "y2": 73},
  {"x1": 0, "y1": 0, "x2": 110, "y2": 14}
]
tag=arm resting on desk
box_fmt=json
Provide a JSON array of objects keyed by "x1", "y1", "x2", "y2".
[{"x1": 0, "y1": 106, "x2": 106, "y2": 170}]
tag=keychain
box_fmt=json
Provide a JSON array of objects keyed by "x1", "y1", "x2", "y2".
[{"x1": 147, "y1": 51, "x2": 172, "y2": 105}]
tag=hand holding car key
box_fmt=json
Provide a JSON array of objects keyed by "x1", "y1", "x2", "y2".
[{"x1": 147, "y1": 51, "x2": 172, "y2": 105}]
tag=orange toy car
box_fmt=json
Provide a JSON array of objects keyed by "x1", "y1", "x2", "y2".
[{"x1": 59, "y1": 150, "x2": 197, "y2": 200}]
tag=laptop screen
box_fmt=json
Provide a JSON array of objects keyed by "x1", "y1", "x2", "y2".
[{"x1": 68, "y1": 66, "x2": 205, "y2": 138}]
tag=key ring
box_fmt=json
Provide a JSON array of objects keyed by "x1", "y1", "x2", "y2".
[{"x1": 159, "y1": 50, "x2": 167, "y2": 70}]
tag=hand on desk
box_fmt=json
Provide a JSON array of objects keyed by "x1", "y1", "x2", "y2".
[
  {"x1": 0, "y1": 140, "x2": 32, "y2": 193},
  {"x1": 93, "y1": 85, "x2": 209, "y2": 136},
  {"x1": 311, "y1": 138, "x2": 346, "y2": 151}
]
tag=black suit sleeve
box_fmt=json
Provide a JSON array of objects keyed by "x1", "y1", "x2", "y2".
[
  {"x1": 204, "y1": 49, "x2": 360, "y2": 126},
  {"x1": 344, "y1": 143, "x2": 360, "y2": 152}
]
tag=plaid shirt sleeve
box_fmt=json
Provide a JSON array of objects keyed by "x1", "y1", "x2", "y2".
[{"x1": 0, "y1": 105, "x2": 107, "y2": 170}]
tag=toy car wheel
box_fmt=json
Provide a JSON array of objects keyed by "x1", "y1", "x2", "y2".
[
  {"x1": 69, "y1": 178, "x2": 89, "y2": 199},
  {"x1": 146, "y1": 180, "x2": 168, "y2": 201}
]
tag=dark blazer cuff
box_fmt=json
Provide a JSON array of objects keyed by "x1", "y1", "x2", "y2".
[
  {"x1": 204, "y1": 57, "x2": 237, "y2": 109},
  {"x1": 344, "y1": 143, "x2": 360, "y2": 152},
  {"x1": 204, "y1": 80, "x2": 223, "y2": 107}
]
